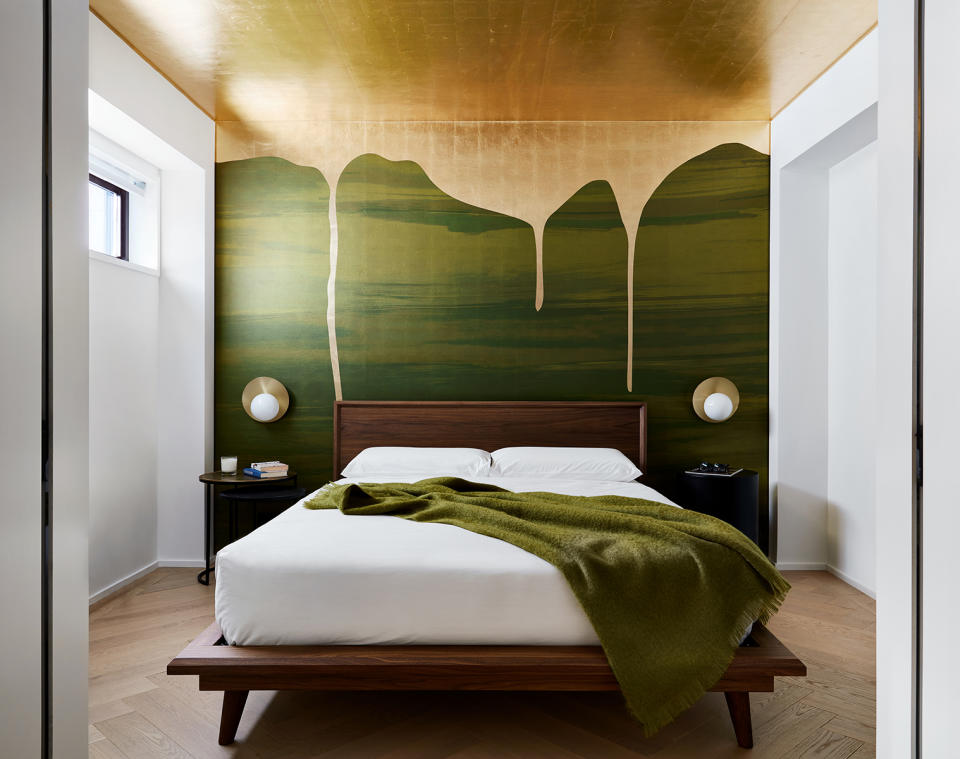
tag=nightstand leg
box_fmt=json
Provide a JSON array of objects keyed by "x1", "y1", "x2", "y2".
[{"x1": 197, "y1": 484, "x2": 212, "y2": 585}]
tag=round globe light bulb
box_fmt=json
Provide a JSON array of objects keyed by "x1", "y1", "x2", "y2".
[
  {"x1": 703, "y1": 392, "x2": 734, "y2": 422},
  {"x1": 250, "y1": 392, "x2": 280, "y2": 422}
]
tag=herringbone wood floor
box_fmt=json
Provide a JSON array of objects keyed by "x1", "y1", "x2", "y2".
[{"x1": 89, "y1": 569, "x2": 875, "y2": 758}]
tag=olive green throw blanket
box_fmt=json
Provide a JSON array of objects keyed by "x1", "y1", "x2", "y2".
[{"x1": 304, "y1": 478, "x2": 789, "y2": 734}]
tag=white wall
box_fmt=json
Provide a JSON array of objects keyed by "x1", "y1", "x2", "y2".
[
  {"x1": 773, "y1": 164, "x2": 830, "y2": 567},
  {"x1": 51, "y1": 0, "x2": 91, "y2": 754},
  {"x1": 920, "y1": 0, "x2": 960, "y2": 754},
  {"x1": 772, "y1": 20, "x2": 917, "y2": 753},
  {"x1": 771, "y1": 30, "x2": 879, "y2": 578},
  {"x1": 826, "y1": 142, "x2": 878, "y2": 593},
  {"x1": 157, "y1": 164, "x2": 212, "y2": 563},
  {"x1": 89, "y1": 13, "x2": 214, "y2": 583},
  {"x1": 0, "y1": 2, "x2": 44, "y2": 753},
  {"x1": 875, "y1": 2, "x2": 919, "y2": 755},
  {"x1": 88, "y1": 259, "x2": 159, "y2": 599},
  {"x1": 2, "y1": 2, "x2": 89, "y2": 753}
]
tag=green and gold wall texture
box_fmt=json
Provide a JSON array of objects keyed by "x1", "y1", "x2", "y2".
[
  {"x1": 215, "y1": 138, "x2": 769, "y2": 544},
  {"x1": 215, "y1": 158, "x2": 335, "y2": 490}
]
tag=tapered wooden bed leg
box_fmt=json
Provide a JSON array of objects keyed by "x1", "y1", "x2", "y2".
[
  {"x1": 218, "y1": 690, "x2": 249, "y2": 745},
  {"x1": 724, "y1": 691, "x2": 753, "y2": 748}
]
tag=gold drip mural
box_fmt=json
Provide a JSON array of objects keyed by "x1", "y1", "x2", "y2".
[
  {"x1": 217, "y1": 120, "x2": 770, "y2": 394},
  {"x1": 215, "y1": 137, "x2": 770, "y2": 551}
]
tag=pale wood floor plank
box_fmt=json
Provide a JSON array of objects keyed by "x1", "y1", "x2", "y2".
[
  {"x1": 89, "y1": 698, "x2": 138, "y2": 727},
  {"x1": 145, "y1": 671, "x2": 226, "y2": 727},
  {"x1": 823, "y1": 714, "x2": 876, "y2": 746},
  {"x1": 751, "y1": 682, "x2": 815, "y2": 728},
  {"x1": 89, "y1": 738, "x2": 129, "y2": 759},
  {"x1": 801, "y1": 682, "x2": 876, "y2": 726},
  {"x1": 121, "y1": 686, "x2": 234, "y2": 759},
  {"x1": 95, "y1": 711, "x2": 194, "y2": 759},
  {"x1": 783, "y1": 728, "x2": 863, "y2": 759},
  {"x1": 450, "y1": 724, "x2": 587, "y2": 759},
  {"x1": 89, "y1": 702, "x2": 137, "y2": 731},
  {"x1": 372, "y1": 723, "x2": 477, "y2": 759},
  {"x1": 89, "y1": 569, "x2": 875, "y2": 758},
  {"x1": 751, "y1": 702, "x2": 835, "y2": 758},
  {"x1": 314, "y1": 711, "x2": 476, "y2": 759},
  {"x1": 89, "y1": 665, "x2": 163, "y2": 709},
  {"x1": 498, "y1": 695, "x2": 649, "y2": 759},
  {"x1": 91, "y1": 599, "x2": 215, "y2": 644},
  {"x1": 643, "y1": 714, "x2": 745, "y2": 759},
  {"x1": 849, "y1": 742, "x2": 877, "y2": 759}
]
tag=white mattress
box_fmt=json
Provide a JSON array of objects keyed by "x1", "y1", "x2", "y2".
[{"x1": 215, "y1": 475, "x2": 679, "y2": 646}]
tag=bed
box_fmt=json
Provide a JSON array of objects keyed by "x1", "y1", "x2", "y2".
[{"x1": 169, "y1": 401, "x2": 804, "y2": 748}]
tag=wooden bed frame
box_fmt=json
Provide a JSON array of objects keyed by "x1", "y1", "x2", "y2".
[{"x1": 168, "y1": 401, "x2": 805, "y2": 747}]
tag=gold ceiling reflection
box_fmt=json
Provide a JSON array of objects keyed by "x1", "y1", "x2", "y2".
[{"x1": 90, "y1": 0, "x2": 876, "y2": 123}]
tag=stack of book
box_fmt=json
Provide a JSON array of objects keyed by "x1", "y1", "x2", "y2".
[{"x1": 243, "y1": 461, "x2": 289, "y2": 478}]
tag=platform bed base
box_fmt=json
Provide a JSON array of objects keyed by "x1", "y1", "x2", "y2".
[{"x1": 168, "y1": 622, "x2": 805, "y2": 748}]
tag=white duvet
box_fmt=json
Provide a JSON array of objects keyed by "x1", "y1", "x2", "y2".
[{"x1": 215, "y1": 475, "x2": 679, "y2": 646}]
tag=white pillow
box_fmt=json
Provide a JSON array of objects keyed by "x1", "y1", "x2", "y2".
[
  {"x1": 490, "y1": 447, "x2": 642, "y2": 481},
  {"x1": 342, "y1": 447, "x2": 492, "y2": 478}
]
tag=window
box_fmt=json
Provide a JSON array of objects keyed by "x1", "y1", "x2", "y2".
[
  {"x1": 88, "y1": 174, "x2": 129, "y2": 260},
  {"x1": 88, "y1": 129, "x2": 160, "y2": 271}
]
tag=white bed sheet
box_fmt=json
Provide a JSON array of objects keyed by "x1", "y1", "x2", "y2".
[{"x1": 215, "y1": 475, "x2": 679, "y2": 646}]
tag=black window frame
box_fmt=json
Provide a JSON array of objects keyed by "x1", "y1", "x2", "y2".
[{"x1": 88, "y1": 173, "x2": 129, "y2": 261}]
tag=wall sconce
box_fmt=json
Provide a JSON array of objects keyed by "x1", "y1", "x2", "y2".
[
  {"x1": 692, "y1": 377, "x2": 740, "y2": 423},
  {"x1": 242, "y1": 377, "x2": 289, "y2": 423}
]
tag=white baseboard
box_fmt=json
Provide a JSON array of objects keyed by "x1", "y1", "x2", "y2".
[
  {"x1": 774, "y1": 562, "x2": 876, "y2": 598},
  {"x1": 158, "y1": 559, "x2": 207, "y2": 568},
  {"x1": 826, "y1": 564, "x2": 876, "y2": 598},
  {"x1": 89, "y1": 561, "x2": 158, "y2": 605},
  {"x1": 776, "y1": 562, "x2": 828, "y2": 571}
]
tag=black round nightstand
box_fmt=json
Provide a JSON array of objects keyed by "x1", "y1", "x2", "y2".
[
  {"x1": 220, "y1": 485, "x2": 308, "y2": 541},
  {"x1": 677, "y1": 469, "x2": 763, "y2": 553},
  {"x1": 197, "y1": 469, "x2": 298, "y2": 585}
]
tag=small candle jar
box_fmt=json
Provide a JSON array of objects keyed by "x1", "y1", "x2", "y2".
[{"x1": 220, "y1": 455, "x2": 238, "y2": 474}]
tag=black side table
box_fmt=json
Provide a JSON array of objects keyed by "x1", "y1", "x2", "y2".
[
  {"x1": 220, "y1": 485, "x2": 308, "y2": 541},
  {"x1": 197, "y1": 470, "x2": 297, "y2": 585},
  {"x1": 677, "y1": 469, "x2": 764, "y2": 553}
]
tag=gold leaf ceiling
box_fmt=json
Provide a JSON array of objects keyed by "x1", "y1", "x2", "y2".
[{"x1": 90, "y1": 0, "x2": 876, "y2": 123}]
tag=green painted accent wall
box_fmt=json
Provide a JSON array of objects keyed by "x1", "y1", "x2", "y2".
[
  {"x1": 633, "y1": 143, "x2": 770, "y2": 544},
  {"x1": 336, "y1": 159, "x2": 632, "y2": 402},
  {"x1": 336, "y1": 153, "x2": 536, "y2": 400},
  {"x1": 214, "y1": 144, "x2": 769, "y2": 543},
  {"x1": 214, "y1": 157, "x2": 335, "y2": 538},
  {"x1": 539, "y1": 179, "x2": 628, "y2": 397}
]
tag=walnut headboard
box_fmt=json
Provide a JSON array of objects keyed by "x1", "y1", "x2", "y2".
[{"x1": 333, "y1": 401, "x2": 647, "y2": 477}]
